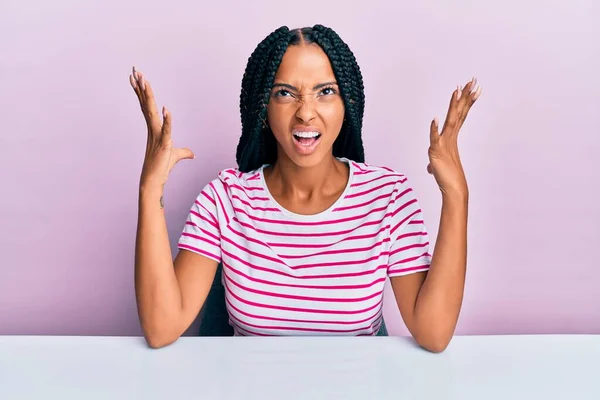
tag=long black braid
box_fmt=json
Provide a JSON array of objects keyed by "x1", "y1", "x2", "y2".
[{"x1": 236, "y1": 24, "x2": 366, "y2": 172}]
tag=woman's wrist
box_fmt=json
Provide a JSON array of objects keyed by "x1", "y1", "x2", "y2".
[{"x1": 139, "y1": 183, "x2": 165, "y2": 209}]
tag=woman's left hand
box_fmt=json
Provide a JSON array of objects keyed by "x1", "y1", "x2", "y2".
[{"x1": 427, "y1": 78, "x2": 482, "y2": 198}]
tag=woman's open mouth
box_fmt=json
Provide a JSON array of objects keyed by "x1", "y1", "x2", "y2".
[{"x1": 292, "y1": 131, "x2": 322, "y2": 155}]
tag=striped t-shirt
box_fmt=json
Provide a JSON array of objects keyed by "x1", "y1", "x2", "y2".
[{"x1": 177, "y1": 157, "x2": 432, "y2": 336}]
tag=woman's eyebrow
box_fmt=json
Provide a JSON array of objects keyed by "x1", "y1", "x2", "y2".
[{"x1": 272, "y1": 81, "x2": 338, "y2": 91}]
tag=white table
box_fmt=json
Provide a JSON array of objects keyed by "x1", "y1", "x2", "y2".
[{"x1": 0, "y1": 334, "x2": 598, "y2": 399}]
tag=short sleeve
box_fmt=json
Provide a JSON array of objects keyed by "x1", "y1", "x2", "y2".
[
  {"x1": 386, "y1": 178, "x2": 432, "y2": 277},
  {"x1": 177, "y1": 182, "x2": 222, "y2": 263}
]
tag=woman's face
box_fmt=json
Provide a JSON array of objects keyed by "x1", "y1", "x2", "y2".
[{"x1": 266, "y1": 44, "x2": 345, "y2": 168}]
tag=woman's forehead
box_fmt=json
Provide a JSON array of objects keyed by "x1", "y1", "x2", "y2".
[{"x1": 274, "y1": 44, "x2": 336, "y2": 85}]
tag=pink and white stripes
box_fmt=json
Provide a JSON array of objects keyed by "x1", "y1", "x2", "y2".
[{"x1": 178, "y1": 157, "x2": 431, "y2": 336}]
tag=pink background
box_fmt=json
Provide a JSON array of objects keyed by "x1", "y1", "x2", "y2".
[{"x1": 1, "y1": 0, "x2": 598, "y2": 337}]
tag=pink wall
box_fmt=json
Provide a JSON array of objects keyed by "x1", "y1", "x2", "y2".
[{"x1": 1, "y1": 0, "x2": 598, "y2": 337}]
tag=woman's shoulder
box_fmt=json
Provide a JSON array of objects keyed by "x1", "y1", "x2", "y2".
[
  {"x1": 196, "y1": 165, "x2": 264, "y2": 195},
  {"x1": 215, "y1": 165, "x2": 264, "y2": 186},
  {"x1": 346, "y1": 159, "x2": 409, "y2": 186}
]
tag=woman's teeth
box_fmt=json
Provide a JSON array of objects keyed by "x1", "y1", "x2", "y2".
[
  {"x1": 293, "y1": 131, "x2": 321, "y2": 139},
  {"x1": 291, "y1": 131, "x2": 322, "y2": 154},
  {"x1": 293, "y1": 132, "x2": 321, "y2": 147}
]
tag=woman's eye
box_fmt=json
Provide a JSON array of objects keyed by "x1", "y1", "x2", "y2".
[
  {"x1": 275, "y1": 89, "x2": 292, "y2": 97},
  {"x1": 320, "y1": 87, "x2": 336, "y2": 96}
]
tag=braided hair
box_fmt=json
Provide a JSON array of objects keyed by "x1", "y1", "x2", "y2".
[{"x1": 236, "y1": 25, "x2": 366, "y2": 172}]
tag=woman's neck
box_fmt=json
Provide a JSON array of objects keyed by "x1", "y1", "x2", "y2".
[{"x1": 265, "y1": 155, "x2": 348, "y2": 200}]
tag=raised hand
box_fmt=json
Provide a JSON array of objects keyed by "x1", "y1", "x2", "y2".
[
  {"x1": 427, "y1": 78, "x2": 482, "y2": 197},
  {"x1": 129, "y1": 67, "x2": 195, "y2": 190}
]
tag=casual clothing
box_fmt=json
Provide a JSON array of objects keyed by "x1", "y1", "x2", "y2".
[{"x1": 178, "y1": 157, "x2": 432, "y2": 336}]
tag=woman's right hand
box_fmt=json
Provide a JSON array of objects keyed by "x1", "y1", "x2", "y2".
[{"x1": 129, "y1": 67, "x2": 195, "y2": 190}]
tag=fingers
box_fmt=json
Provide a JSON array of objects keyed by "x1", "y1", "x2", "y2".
[
  {"x1": 132, "y1": 66, "x2": 145, "y2": 99},
  {"x1": 459, "y1": 77, "x2": 477, "y2": 112},
  {"x1": 441, "y1": 77, "x2": 482, "y2": 135},
  {"x1": 454, "y1": 79, "x2": 474, "y2": 132},
  {"x1": 130, "y1": 66, "x2": 146, "y2": 109},
  {"x1": 161, "y1": 106, "x2": 171, "y2": 140},
  {"x1": 130, "y1": 67, "x2": 161, "y2": 135},
  {"x1": 176, "y1": 147, "x2": 195, "y2": 162},
  {"x1": 430, "y1": 117, "x2": 439, "y2": 144},
  {"x1": 441, "y1": 87, "x2": 460, "y2": 134},
  {"x1": 133, "y1": 66, "x2": 144, "y2": 90},
  {"x1": 129, "y1": 73, "x2": 141, "y2": 98},
  {"x1": 465, "y1": 77, "x2": 482, "y2": 102},
  {"x1": 142, "y1": 77, "x2": 160, "y2": 128},
  {"x1": 457, "y1": 77, "x2": 482, "y2": 130},
  {"x1": 460, "y1": 77, "x2": 476, "y2": 104},
  {"x1": 129, "y1": 68, "x2": 145, "y2": 109},
  {"x1": 163, "y1": 108, "x2": 195, "y2": 162},
  {"x1": 428, "y1": 118, "x2": 438, "y2": 175}
]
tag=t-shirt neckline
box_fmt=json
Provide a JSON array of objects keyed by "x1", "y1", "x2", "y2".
[{"x1": 257, "y1": 157, "x2": 354, "y2": 220}]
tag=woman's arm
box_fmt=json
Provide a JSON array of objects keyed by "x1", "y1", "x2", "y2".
[
  {"x1": 390, "y1": 191, "x2": 468, "y2": 353},
  {"x1": 130, "y1": 68, "x2": 218, "y2": 348},
  {"x1": 390, "y1": 78, "x2": 481, "y2": 352},
  {"x1": 135, "y1": 185, "x2": 218, "y2": 349}
]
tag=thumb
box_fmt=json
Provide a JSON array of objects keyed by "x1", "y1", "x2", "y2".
[{"x1": 175, "y1": 147, "x2": 195, "y2": 162}]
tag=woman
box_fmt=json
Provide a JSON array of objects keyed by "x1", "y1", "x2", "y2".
[{"x1": 130, "y1": 25, "x2": 481, "y2": 352}]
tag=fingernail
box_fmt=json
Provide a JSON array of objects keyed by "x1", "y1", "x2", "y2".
[
  {"x1": 434, "y1": 117, "x2": 438, "y2": 126},
  {"x1": 456, "y1": 85, "x2": 462, "y2": 100},
  {"x1": 140, "y1": 77, "x2": 145, "y2": 90},
  {"x1": 474, "y1": 86, "x2": 482, "y2": 100}
]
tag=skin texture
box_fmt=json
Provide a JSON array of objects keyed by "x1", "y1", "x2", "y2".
[
  {"x1": 391, "y1": 80, "x2": 480, "y2": 352},
  {"x1": 263, "y1": 44, "x2": 349, "y2": 215},
  {"x1": 131, "y1": 68, "x2": 218, "y2": 349},
  {"x1": 129, "y1": 40, "x2": 481, "y2": 351}
]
